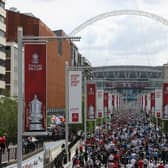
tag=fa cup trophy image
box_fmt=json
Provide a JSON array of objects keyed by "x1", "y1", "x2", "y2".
[{"x1": 29, "y1": 94, "x2": 43, "y2": 130}]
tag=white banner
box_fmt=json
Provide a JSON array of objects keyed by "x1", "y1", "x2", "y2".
[
  {"x1": 108, "y1": 93, "x2": 112, "y2": 114},
  {"x1": 69, "y1": 71, "x2": 82, "y2": 123},
  {"x1": 147, "y1": 93, "x2": 151, "y2": 115},
  {"x1": 143, "y1": 94, "x2": 146, "y2": 111},
  {"x1": 114, "y1": 94, "x2": 117, "y2": 110},
  {"x1": 96, "y1": 90, "x2": 104, "y2": 118},
  {"x1": 155, "y1": 89, "x2": 162, "y2": 118}
]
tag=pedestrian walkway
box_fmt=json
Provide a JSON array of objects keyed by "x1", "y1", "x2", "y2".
[{"x1": 71, "y1": 106, "x2": 168, "y2": 168}]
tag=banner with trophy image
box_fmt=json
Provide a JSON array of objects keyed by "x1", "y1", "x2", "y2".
[
  {"x1": 155, "y1": 89, "x2": 162, "y2": 119},
  {"x1": 163, "y1": 83, "x2": 168, "y2": 120},
  {"x1": 96, "y1": 90, "x2": 104, "y2": 118},
  {"x1": 104, "y1": 92, "x2": 108, "y2": 116},
  {"x1": 87, "y1": 83, "x2": 96, "y2": 120},
  {"x1": 24, "y1": 43, "x2": 47, "y2": 134}
]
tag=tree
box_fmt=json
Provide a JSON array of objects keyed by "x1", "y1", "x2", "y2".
[{"x1": 0, "y1": 97, "x2": 17, "y2": 143}]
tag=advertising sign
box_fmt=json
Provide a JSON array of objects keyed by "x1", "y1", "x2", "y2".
[
  {"x1": 146, "y1": 93, "x2": 151, "y2": 114},
  {"x1": 87, "y1": 83, "x2": 96, "y2": 120},
  {"x1": 108, "y1": 93, "x2": 112, "y2": 114},
  {"x1": 24, "y1": 43, "x2": 47, "y2": 134},
  {"x1": 162, "y1": 83, "x2": 168, "y2": 120},
  {"x1": 69, "y1": 71, "x2": 82, "y2": 123},
  {"x1": 155, "y1": 89, "x2": 162, "y2": 118},
  {"x1": 96, "y1": 90, "x2": 104, "y2": 118},
  {"x1": 104, "y1": 92, "x2": 108, "y2": 115},
  {"x1": 151, "y1": 92, "x2": 155, "y2": 114}
]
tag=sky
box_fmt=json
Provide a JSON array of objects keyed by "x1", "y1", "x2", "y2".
[{"x1": 5, "y1": 0, "x2": 168, "y2": 66}]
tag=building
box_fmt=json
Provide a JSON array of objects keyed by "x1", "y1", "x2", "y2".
[
  {"x1": 5, "y1": 42, "x2": 18, "y2": 96},
  {"x1": 92, "y1": 65, "x2": 163, "y2": 101},
  {"x1": 163, "y1": 63, "x2": 168, "y2": 82},
  {"x1": 6, "y1": 9, "x2": 71, "y2": 112},
  {"x1": 0, "y1": 0, "x2": 6, "y2": 94},
  {"x1": 6, "y1": 9, "x2": 91, "y2": 113}
]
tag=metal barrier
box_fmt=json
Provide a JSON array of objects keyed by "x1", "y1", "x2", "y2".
[{"x1": 0, "y1": 141, "x2": 43, "y2": 166}]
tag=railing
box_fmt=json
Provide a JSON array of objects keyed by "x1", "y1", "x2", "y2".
[
  {"x1": 44, "y1": 135, "x2": 81, "y2": 168},
  {"x1": 0, "y1": 141, "x2": 43, "y2": 167},
  {"x1": 0, "y1": 135, "x2": 81, "y2": 167}
]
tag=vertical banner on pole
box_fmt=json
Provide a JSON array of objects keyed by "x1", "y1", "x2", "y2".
[
  {"x1": 69, "y1": 71, "x2": 82, "y2": 124},
  {"x1": 162, "y1": 83, "x2": 168, "y2": 120},
  {"x1": 145, "y1": 94, "x2": 147, "y2": 113},
  {"x1": 151, "y1": 92, "x2": 155, "y2": 116},
  {"x1": 112, "y1": 95, "x2": 115, "y2": 112},
  {"x1": 87, "y1": 83, "x2": 96, "y2": 120},
  {"x1": 141, "y1": 95, "x2": 143, "y2": 111},
  {"x1": 96, "y1": 90, "x2": 104, "y2": 118},
  {"x1": 104, "y1": 92, "x2": 108, "y2": 116},
  {"x1": 143, "y1": 94, "x2": 145, "y2": 112},
  {"x1": 155, "y1": 89, "x2": 162, "y2": 118},
  {"x1": 108, "y1": 93, "x2": 112, "y2": 114},
  {"x1": 24, "y1": 43, "x2": 47, "y2": 134},
  {"x1": 147, "y1": 93, "x2": 151, "y2": 115}
]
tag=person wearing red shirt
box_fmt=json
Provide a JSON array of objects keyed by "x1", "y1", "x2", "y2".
[
  {"x1": 158, "y1": 162, "x2": 165, "y2": 168},
  {"x1": 138, "y1": 159, "x2": 144, "y2": 168}
]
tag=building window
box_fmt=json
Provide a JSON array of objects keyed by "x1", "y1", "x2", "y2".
[
  {"x1": 0, "y1": 74, "x2": 5, "y2": 81},
  {"x1": 0, "y1": 59, "x2": 5, "y2": 67},
  {"x1": 0, "y1": 30, "x2": 5, "y2": 37},
  {"x1": 0, "y1": 15, "x2": 5, "y2": 23},
  {"x1": 0, "y1": 44, "x2": 5, "y2": 53},
  {"x1": 58, "y1": 39, "x2": 62, "y2": 56},
  {"x1": 0, "y1": 1, "x2": 5, "y2": 9}
]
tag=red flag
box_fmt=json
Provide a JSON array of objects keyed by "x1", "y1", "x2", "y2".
[
  {"x1": 87, "y1": 83, "x2": 96, "y2": 120},
  {"x1": 24, "y1": 43, "x2": 47, "y2": 133}
]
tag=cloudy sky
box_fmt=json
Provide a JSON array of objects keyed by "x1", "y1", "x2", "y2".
[{"x1": 6, "y1": 0, "x2": 168, "y2": 66}]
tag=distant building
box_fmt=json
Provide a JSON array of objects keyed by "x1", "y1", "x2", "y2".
[
  {"x1": 163, "y1": 63, "x2": 168, "y2": 82},
  {"x1": 0, "y1": 0, "x2": 6, "y2": 94}
]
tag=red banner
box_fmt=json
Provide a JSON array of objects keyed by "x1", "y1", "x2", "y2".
[
  {"x1": 112, "y1": 95, "x2": 115, "y2": 106},
  {"x1": 87, "y1": 83, "x2": 96, "y2": 120},
  {"x1": 163, "y1": 83, "x2": 168, "y2": 120},
  {"x1": 24, "y1": 43, "x2": 47, "y2": 133},
  {"x1": 104, "y1": 92, "x2": 108, "y2": 115},
  {"x1": 145, "y1": 94, "x2": 147, "y2": 113},
  {"x1": 151, "y1": 92, "x2": 155, "y2": 111}
]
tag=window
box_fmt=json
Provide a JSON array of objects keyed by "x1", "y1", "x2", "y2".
[
  {"x1": 0, "y1": 15, "x2": 5, "y2": 23},
  {"x1": 58, "y1": 39, "x2": 62, "y2": 56},
  {"x1": 0, "y1": 59, "x2": 5, "y2": 66},
  {"x1": 0, "y1": 74, "x2": 5, "y2": 81},
  {"x1": 0, "y1": 30, "x2": 5, "y2": 37},
  {"x1": 0, "y1": 44, "x2": 5, "y2": 53},
  {"x1": 0, "y1": 1, "x2": 5, "y2": 9}
]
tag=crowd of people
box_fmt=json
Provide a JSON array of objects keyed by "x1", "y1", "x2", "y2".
[{"x1": 72, "y1": 107, "x2": 168, "y2": 168}]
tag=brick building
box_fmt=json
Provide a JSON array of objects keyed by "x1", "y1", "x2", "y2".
[{"x1": 6, "y1": 9, "x2": 73, "y2": 112}]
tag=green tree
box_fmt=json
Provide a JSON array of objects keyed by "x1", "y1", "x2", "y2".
[{"x1": 0, "y1": 97, "x2": 17, "y2": 143}]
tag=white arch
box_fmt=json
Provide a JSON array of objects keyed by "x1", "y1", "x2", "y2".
[{"x1": 69, "y1": 10, "x2": 168, "y2": 36}]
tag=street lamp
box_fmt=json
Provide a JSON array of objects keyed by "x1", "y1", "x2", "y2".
[{"x1": 17, "y1": 27, "x2": 80, "y2": 168}]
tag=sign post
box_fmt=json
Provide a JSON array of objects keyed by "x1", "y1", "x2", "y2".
[
  {"x1": 17, "y1": 29, "x2": 80, "y2": 167},
  {"x1": 17, "y1": 27, "x2": 23, "y2": 168},
  {"x1": 65, "y1": 62, "x2": 69, "y2": 163},
  {"x1": 84, "y1": 77, "x2": 87, "y2": 142}
]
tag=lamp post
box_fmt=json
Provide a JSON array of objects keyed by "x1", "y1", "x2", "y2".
[
  {"x1": 17, "y1": 27, "x2": 23, "y2": 168},
  {"x1": 17, "y1": 27, "x2": 80, "y2": 168},
  {"x1": 65, "y1": 62, "x2": 69, "y2": 163}
]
